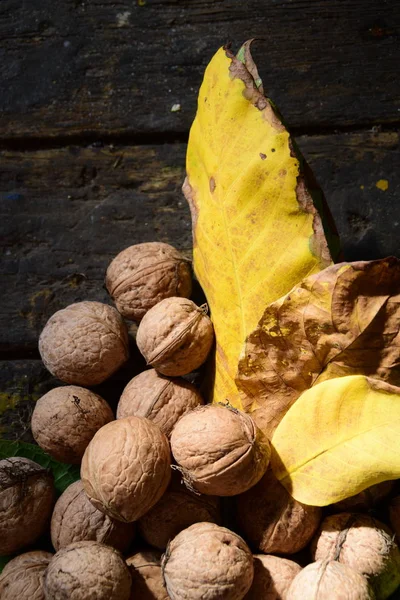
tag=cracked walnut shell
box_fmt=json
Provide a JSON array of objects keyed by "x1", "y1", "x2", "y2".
[
  {"x1": 31, "y1": 386, "x2": 114, "y2": 464},
  {"x1": 81, "y1": 416, "x2": 171, "y2": 522},
  {"x1": 51, "y1": 480, "x2": 135, "y2": 552},
  {"x1": 161, "y1": 522, "x2": 254, "y2": 600},
  {"x1": 105, "y1": 242, "x2": 192, "y2": 321},
  {"x1": 39, "y1": 301, "x2": 129, "y2": 386},
  {"x1": 170, "y1": 404, "x2": 270, "y2": 496},
  {"x1": 43, "y1": 541, "x2": 132, "y2": 600},
  {"x1": 0, "y1": 457, "x2": 55, "y2": 556},
  {"x1": 136, "y1": 297, "x2": 214, "y2": 376},
  {"x1": 116, "y1": 368, "x2": 203, "y2": 437}
]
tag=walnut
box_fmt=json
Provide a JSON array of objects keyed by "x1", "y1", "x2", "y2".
[
  {"x1": 105, "y1": 242, "x2": 192, "y2": 321},
  {"x1": 161, "y1": 522, "x2": 254, "y2": 600},
  {"x1": 39, "y1": 301, "x2": 129, "y2": 386},
  {"x1": 0, "y1": 551, "x2": 53, "y2": 600},
  {"x1": 136, "y1": 297, "x2": 214, "y2": 376},
  {"x1": 244, "y1": 554, "x2": 301, "y2": 600},
  {"x1": 0, "y1": 457, "x2": 55, "y2": 555},
  {"x1": 126, "y1": 550, "x2": 169, "y2": 600},
  {"x1": 170, "y1": 404, "x2": 270, "y2": 496},
  {"x1": 81, "y1": 416, "x2": 171, "y2": 522},
  {"x1": 51, "y1": 480, "x2": 135, "y2": 552},
  {"x1": 116, "y1": 369, "x2": 203, "y2": 437},
  {"x1": 389, "y1": 495, "x2": 400, "y2": 541},
  {"x1": 286, "y1": 560, "x2": 376, "y2": 600},
  {"x1": 235, "y1": 468, "x2": 321, "y2": 554},
  {"x1": 43, "y1": 541, "x2": 132, "y2": 600},
  {"x1": 312, "y1": 513, "x2": 400, "y2": 599},
  {"x1": 138, "y1": 472, "x2": 221, "y2": 549},
  {"x1": 31, "y1": 386, "x2": 114, "y2": 463}
]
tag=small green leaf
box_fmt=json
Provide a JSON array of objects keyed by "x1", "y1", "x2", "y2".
[{"x1": 0, "y1": 440, "x2": 80, "y2": 495}]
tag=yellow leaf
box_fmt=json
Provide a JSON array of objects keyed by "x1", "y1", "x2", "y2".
[
  {"x1": 237, "y1": 257, "x2": 400, "y2": 437},
  {"x1": 183, "y1": 41, "x2": 338, "y2": 405},
  {"x1": 271, "y1": 375, "x2": 400, "y2": 506}
]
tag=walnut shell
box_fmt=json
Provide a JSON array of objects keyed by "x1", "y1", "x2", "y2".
[
  {"x1": 136, "y1": 297, "x2": 214, "y2": 376},
  {"x1": 286, "y1": 560, "x2": 376, "y2": 600},
  {"x1": 138, "y1": 473, "x2": 221, "y2": 549},
  {"x1": 0, "y1": 551, "x2": 53, "y2": 600},
  {"x1": 51, "y1": 480, "x2": 135, "y2": 552},
  {"x1": 117, "y1": 369, "x2": 203, "y2": 437},
  {"x1": 31, "y1": 386, "x2": 114, "y2": 463},
  {"x1": 235, "y1": 468, "x2": 321, "y2": 554},
  {"x1": 81, "y1": 416, "x2": 171, "y2": 522},
  {"x1": 170, "y1": 404, "x2": 270, "y2": 496},
  {"x1": 333, "y1": 481, "x2": 395, "y2": 512},
  {"x1": 39, "y1": 301, "x2": 129, "y2": 385},
  {"x1": 312, "y1": 513, "x2": 400, "y2": 600},
  {"x1": 126, "y1": 550, "x2": 169, "y2": 600},
  {"x1": 161, "y1": 522, "x2": 254, "y2": 600},
  {"x1": 0, "y1": 457, "x2": 55, "y2": 555},
  {"x1": 43, "y1": 541, "x2": 132, "y2": 600},
  {"x1": 244, "y1": 554, "x2": 302, "y2": 600},
  {"x1": 105, "y1": 242, "x2": 192, "y2": 321}
]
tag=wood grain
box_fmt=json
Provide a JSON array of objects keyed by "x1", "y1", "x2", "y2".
[
  {"x1": 1, "y1": 132, "x2": 399, "y2": 351},
  {"x1": 1, "y1": 0, "x2": 399, "y2": 139}
]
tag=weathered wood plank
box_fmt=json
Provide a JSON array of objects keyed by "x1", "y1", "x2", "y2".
[
  {"x1": 1, "y1": 0, "x2": 399, "y2": 139},
  {"x1": 1, "y1": 132, "x2": 399, "y2": 351}
]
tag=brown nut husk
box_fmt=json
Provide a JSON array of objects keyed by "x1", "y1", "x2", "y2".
[
  {"x1": 138, "y1": 473, "x2": 221, "y2": 549},
  {"x1": 81, "y1": 416, "x2": 171, "y2": 522},
  {"x1": 39, "y1": 301, "x2": 129, "y2": 386},
  {"x1": 117, "y1": 369, "x2": 203, "y2": 437},
  {"x1": 161, "y1": 522, "x2": 254, "y2": 600},
  {"x1": 333, "y1": 481, "x2": 395, "y2": 512},
  {"x1": 0, "y1": 457, "x2": 55, "y2": 555},
  {"x1": 170, "y1": 404, "x2": 270, "y2": 496},
  {"x1": 31, "y1": 386, "x2": 114, "y2": 463},
  {"x1": 235, "y1": 468, "x2": 321, "y2": 554},
  {"x1": 0, "y1": 551, "x2": 53, "y2": 600},
  {"x1": 44, "y1": 541, "x2": 132, "y2": 600},
  {"x1": 136, "y1": 297, "x2": 214, "y2": 376},
  {"x1": 311, "y1": 513, "x2": 400, "y2": 600},
  {"x1": 286, "y1": 560, "x2": 376, "y2": 600},
  {"x1": 126, "y1": 549, "x2": 169, "y2": 600},
  {"x1": 105, "y1": 242, "x2": 192, "y2": 321},
  {"x1": 51, "y1": 480, "x2": 136, "y2": 552},
  {"x1": 244, "y1": 554, "x2": 301, "y2": 600}
]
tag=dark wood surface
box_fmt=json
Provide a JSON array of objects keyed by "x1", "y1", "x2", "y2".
[{"x1": 1, "y1": 0, "x2": 400, "y2": 437}]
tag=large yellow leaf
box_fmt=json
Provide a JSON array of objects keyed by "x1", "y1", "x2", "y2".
[
  {"x1": 271, "y1": 375, "x2": 400, "y2": 506},
  {"x1": 237, "y1": 257, "x2": 400, "y2": 436},
  {"x1": 183, "y1": 41, "x2": 338, "y2": 405}
]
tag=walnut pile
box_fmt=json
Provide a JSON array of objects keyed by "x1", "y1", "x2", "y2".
[
  {"x1": 105, "y1": 241, "x2": 192, "y2": 321},
  {"x1": 117, "y1": 368, "x2": 203, "y2": 437},
  {"x1": 136, "y1": 297, "x2": 214, "y2": 376},
  {"x1": 39, "y1": 301, "x2": 129, "y2": 386},
  {"x1": 170, "y1": 404, "x2": 270, "y2": 496}
]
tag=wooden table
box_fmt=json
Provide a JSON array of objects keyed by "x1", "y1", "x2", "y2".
[{"x1": 1, "y1": 0, "x2": 399, "y2": 439}]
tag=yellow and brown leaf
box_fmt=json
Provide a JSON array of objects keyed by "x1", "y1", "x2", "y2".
[
  {"x1": 237, "y1": 257, "x2": 400, "y2": 436},
  {"x1": 183, "y1": 41, "x2": 339, "y2": 406}
]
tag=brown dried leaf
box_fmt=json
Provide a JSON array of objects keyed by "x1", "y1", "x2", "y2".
[{"x1": 237, "y1": 257, "x2": 400, "y2": 436}]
